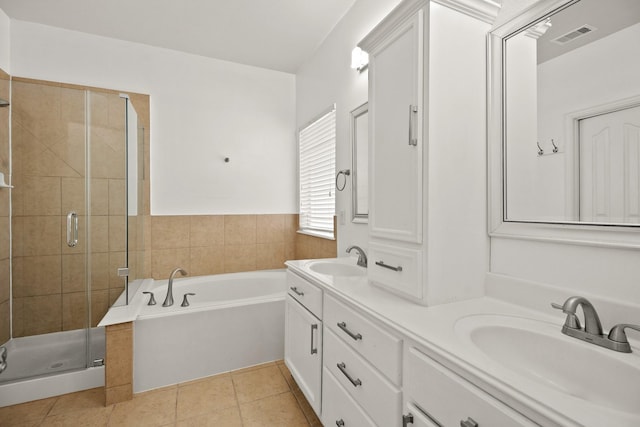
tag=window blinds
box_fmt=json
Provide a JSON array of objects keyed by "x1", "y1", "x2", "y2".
[{"x1": 299, "y1": 106, "x2": 336, "y2": 235}]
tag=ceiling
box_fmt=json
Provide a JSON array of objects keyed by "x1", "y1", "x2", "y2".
[
  {"x1": 0, "y1": 0, "x2": 358, "y2": 73},
  {"x1": 537, "y1": 0, "x2": 640, "y2": 63}
]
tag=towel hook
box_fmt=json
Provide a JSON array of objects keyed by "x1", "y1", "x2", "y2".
[
  {"x1": 335, "y1": 169, "x2": 351, "y2": 191},
  {"x1": 537, "y1": 141, "x2": 544, "y2": 156},
  {"x1": 551, "y1": 139, "x2": 558, "y2": 153}
]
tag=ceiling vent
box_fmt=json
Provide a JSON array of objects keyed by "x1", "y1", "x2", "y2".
[{"x1": 552, "y1": 25, "x2": 597, "y2": 44}]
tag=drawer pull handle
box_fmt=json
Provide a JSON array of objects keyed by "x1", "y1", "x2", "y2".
[
  {"x1": 337, "y1": 362, "x2": 362, "y2": 387},
  {"x1": 460, "y1": 417, "x2": 479, "y2": 427},
  {"x1": 403, "y1": 413, "x2": 414, "y2": 426},
  {"x1": 375, "y1": 261, "x2": 403, "y2": 272},
  {"x1": 337, "y1": 322, "x2": 362, "y2": 341},
  {"x1": 310, "y1": 324, "x2": 318, "y2": 355},
  {"x1": 336, "y1": 420, "x2": 345, "y2": 427},
  {"x1": 290, "y1": 286, "x2": 304, "y2": 296}
]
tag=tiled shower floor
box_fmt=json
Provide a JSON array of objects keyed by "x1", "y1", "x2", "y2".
[{"x1": 0, "y1": 360, "x2": 322, "y2": 426}]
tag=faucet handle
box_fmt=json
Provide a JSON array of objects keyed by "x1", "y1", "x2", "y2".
[
  {"x1": 551, "y1": 302, "x2": 581, "y2": 329},
  {"x1": 608, "y1": 324, "x2": 640, "y2": 343},
  {"x1": 181, "y1": 293, "x2": 196, "y2": 307},
  {"x1": 143, "y1": 291, "x2": 157, "y2": 306}
]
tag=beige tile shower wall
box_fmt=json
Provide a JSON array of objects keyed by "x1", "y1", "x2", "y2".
[
  {"x1": 9, "y1": 78, "x2": 134, "y2": 337},
  {"x1": 150, "y1": 214, "x2": 337, "y2": 279},
  {"x1": 0, "y1": 69, "x2": 9, "y2": 343}
]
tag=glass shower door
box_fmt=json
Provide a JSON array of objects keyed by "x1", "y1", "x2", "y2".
[{"x1": 6, "y1": 80, "x2": 91, "y2": 381}]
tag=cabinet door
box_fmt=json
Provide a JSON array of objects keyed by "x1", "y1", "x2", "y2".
[
  {"x1": 368, "y1": 7, "x2": 424, "y2": 243},
  {"x1": 284, "y1": 295, "x2": 322, "y2": 416}
]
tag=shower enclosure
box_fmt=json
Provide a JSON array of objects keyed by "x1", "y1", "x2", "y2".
[{"x1": 0, "y1": 78, "x2": 145, "y2": 397}]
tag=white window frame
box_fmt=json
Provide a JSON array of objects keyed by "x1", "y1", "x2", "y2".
[{"x1": 298, "y1": 104, "x2": 336, "y2": 239}]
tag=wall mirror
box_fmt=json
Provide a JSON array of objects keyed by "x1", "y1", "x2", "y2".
[
  {"x1": 489, "y1": 0, "x2": 640, "y2": 246},
  {"x1": 351, "y1": 102, "x2": 369, "y2": 223}
]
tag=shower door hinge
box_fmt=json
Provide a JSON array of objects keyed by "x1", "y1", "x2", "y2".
[
  {"x1": 117, "y1": 267, "x2": 129, "y2": 277},
  {"x1": 93, "y1": 358, "x2": 105, "y2": 367}
]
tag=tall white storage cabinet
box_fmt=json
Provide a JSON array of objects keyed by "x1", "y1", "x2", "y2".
[{"x1": 360, "y1": 0, "x2": 492, "y2": 305}]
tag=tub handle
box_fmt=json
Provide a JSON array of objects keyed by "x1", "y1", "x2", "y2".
[
  {"x1": 142, "y1": 292, "x2": 156, "y2": 306},
  {"x1": 290, "y1": 286, "x2": 304, "y2": 297},
  {"x1": 181, "y1": 293, "x2": 195, "y2": 307},
  {"x1": 310, "y1": 324, "x2": 318, "y2": 355}
]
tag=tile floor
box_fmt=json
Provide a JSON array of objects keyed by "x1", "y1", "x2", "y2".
[{"x1": 0, "y1": 361, "x2": 322, "y2": 427}]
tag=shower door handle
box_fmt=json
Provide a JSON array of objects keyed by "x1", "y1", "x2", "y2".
[{"x1": 66, "y1": 212, "x2": 78, "y2": 247}]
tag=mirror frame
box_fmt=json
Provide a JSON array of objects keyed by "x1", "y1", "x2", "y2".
[
  {"x1": 351, "y1": 102, "x2": 369, "y2": 223},
  {"x1": 488, "y1": 0, "x2": 640, "y2": 248}
]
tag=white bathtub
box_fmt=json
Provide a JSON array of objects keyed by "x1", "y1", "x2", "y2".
[{"x1": 133, "y1": 270, "x2": 286, "y2": 392}]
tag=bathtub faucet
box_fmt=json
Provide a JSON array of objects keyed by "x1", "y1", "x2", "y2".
[{"x1": 163, "y1": 268, "x2": 188, "y2": 307}]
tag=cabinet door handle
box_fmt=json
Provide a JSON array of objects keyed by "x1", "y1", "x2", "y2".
[
  {"x1": 336, "y1": 420, "x2": 345, "y2": 427},
  {"x1": 310, "y1": 324, "x2": 318, "y2": 355},
  {"x1": 460, "y1": 417, "x2": 479, "y2": 427},
  {"x1": 408, "y1": 104, "x2": 418, "y2": 146},
  {"x1": 375, "y1": 260, "x2": 403, "y2": 272},
  {"x1": 403, "y1": 413, "x2": 414, "y2": 426},
  {"x1": 290, "y1": 286, "x2": 304, "y2": 296},
  {"x1": 337, "y1": 322, "x2": 362, "y2": 341},
  {"x1": 337, "y1": 362, "x2": 362, "y2": 387}
]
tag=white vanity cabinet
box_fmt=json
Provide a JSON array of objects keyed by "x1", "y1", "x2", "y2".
[
  {"x1": 360, "y1": 0, "x2": 491, "y2": 306},
  {"x1": 284, "y1": 272, "x2": 323, "y2": 416},
  {"x1": 361, "y1": 0, "x2": 427, "y2": 303},
  {"x1": 322, "y1": 295, "x2": 403, "y2": 427},
  {"x1": 364, "y1": 2, "x2": 424, "y2": 245},
  {"x1": 403, "y1": 343, "x2": 540, "y2": 427}
]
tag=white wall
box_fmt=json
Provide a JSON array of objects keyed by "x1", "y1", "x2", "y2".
[
  {"x1": 9, "y1": 20, "x2": 297, "y2": 215},
  {"x1": 296, "y1": 0, "x2": 401, "y2": 255},
  {"x1": 0, "y1": 8, "x2": 9, "y2": 72},
  {"x1": 425, "y1": 3, "x2": 490, "y2": 304}
]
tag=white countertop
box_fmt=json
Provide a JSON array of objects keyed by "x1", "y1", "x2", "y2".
[{"x1": 286, "y1": 257, "x2": 640, "y2": 427}]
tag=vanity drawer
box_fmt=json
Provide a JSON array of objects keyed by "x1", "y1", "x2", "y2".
[
  {"x1": 286, "y1": 271, "x2": 322, "y2": 319},
  {"x1": 368, "y1": 242, "x2": 423, "y2": 300},
  {"x1": 324, "y1": 328, "x2": 402, "y2": 427},
  {"x1": 325, "y1": 294, "x2": 402, "y2": 384},
  {"x1": 322, "y1": 367, "x2": 377, "y2": 427},
  {"x1": 404, "y1": 346, "x2": 538, "y2": 427}
]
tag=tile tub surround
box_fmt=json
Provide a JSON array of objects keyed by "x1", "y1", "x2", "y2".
[
  {"x1": 105, "y1": 322, "x2": 133, "y2": 406},
  {"x1": 150, "y1": 213, "x2": 337, "y2": 279},
  {"x1": 0, "y1": 361, "x2": 321, "y2": 427}
]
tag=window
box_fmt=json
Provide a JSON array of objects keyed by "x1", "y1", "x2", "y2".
[{"x1": 299, "y1": 105, "x2": 336, "y2": 238}]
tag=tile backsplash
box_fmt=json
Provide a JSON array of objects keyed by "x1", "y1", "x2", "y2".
[{"x1": 150, "y1": 214, "x2": 337, "y2": 279}]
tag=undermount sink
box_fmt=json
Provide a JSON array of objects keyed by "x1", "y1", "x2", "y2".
[
  {"x1": 308, "y1": 261, "x2": 365, "y2": 277},
  {"x1": 455, "y1": 314, "x2": 640, "y2": 415}
]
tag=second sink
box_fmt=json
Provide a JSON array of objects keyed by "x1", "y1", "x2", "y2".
[
  {"x1": 308, "y1": 260, "x2": 365, "y2": 277},
  {"x1": 455, "y1": 314, "x2": 640, "y2": 416}
]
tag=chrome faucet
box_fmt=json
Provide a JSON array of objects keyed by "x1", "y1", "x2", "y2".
[
  {"x1": 163, "y1": 268, "x2": 188, "y2": 307},
  {"x1": 552, "y1": 296, "x2": 639, "y2": 353},
  {"x1": 346, "y1": 245, "x2": 367, "y2": 268}
]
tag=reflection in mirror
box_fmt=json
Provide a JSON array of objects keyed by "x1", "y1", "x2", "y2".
[
  {"x1": 503, "y1": 0, "x2": 640, "y2": 225},
  {"x1": 351, "y1": 103, "x2": 369, "y2": 222}
]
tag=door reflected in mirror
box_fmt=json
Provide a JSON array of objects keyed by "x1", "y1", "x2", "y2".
[
  {"x1": 503, "y1": 0, "x2": 640, "y2": 225},
  {"x1": 351, "y1": 102, "x2": 369, "y2": 222}
]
